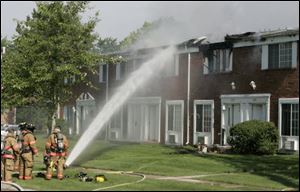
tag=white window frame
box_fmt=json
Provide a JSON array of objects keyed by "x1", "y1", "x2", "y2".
[
  {"x1": 193, "y1": 100, "x2": 214, "y2": 145},
  {"x1": 165, "y1": 100, "x2": 184, "y2": 145},
  {"x1": 261, "y1": 41, "x2": 297, "y2": 70},
  {"x1": 278, "y1": 98, "x2": 299, "y2": 150}
]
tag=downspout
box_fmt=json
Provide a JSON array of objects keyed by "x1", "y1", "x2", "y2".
[
  {"x1": 186, "y1": 50, "x2": 191, "y2": 145},
  {"x1": 105, "y1": 64, "x2": 109, "y2": 141}
]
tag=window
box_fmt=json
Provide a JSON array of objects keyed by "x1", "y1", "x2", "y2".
[
  {"x1": 269, "y1": 43, "x2": 292, "y2": 69},
  {"x1": 249, "y1": 103, "x2": 266, "y2": 121},
  {"x1": 168, "y1": 104, "x2": 182, "y2": 132},
  {"x1": 164, "y1": 55, "x2": 179, "y2": 77},
  {"x1": 116, "y1": 63, "x2": 126, "y2": 80},
  {"x1": 196, "y1": 104, "x2": 212, "y2": 132},
  {"x1": 207, "y1": 49, "x2": 231, "y2": 73},
  {"x1": 262, "y1": 41, "x2": 297, "y2": 70},
  {"x1": 99, "y1": 64, "x2": 107, "y2": 83},
  {"x1": 64, "y1": 75, "x2": 75, "y2": 85},
  {"x1": 281, "y1": 103, "x2": 299, "y2": 136}
]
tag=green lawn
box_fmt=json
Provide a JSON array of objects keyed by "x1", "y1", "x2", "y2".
[{"x1": 12, "y1": 134, "x2": 299, "y2": 191}]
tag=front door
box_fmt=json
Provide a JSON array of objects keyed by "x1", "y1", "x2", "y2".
[
  {"x1": 223, "y1": 103, "x2": 241, "y2": 145},
  {"x1": 146, "y1": 104, "x2": 159, "y2": 142},
  {"x1": 127, "y1": 103, "x2": 160, "y2": 142},
  {"x1": 128, "y1": 104, "x2": 142, "y2": 141},
  {"x1": 194, "y1": 101, "x2": 214, "y2": 145}
]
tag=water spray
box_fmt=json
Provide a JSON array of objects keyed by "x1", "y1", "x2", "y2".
[{"x1": 66, "y1": 46, "x2": 176, "y2": 166}]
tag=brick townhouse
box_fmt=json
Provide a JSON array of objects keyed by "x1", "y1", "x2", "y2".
[{"x1": 62, "y1": 28, "x2": 299, "y2": 151}]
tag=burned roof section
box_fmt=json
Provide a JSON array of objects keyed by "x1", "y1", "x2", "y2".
[{"x1": 225, "y1": 28, "x2": 299, "y2": 43}]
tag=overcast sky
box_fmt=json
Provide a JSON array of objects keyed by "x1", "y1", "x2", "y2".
[{"x1": 1, "y1": 1, "x2": 299, "y2": 44}]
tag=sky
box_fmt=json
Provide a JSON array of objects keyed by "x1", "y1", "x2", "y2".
[{"x1": 1, "y1": 1, "x2": 299, "y2": 46}]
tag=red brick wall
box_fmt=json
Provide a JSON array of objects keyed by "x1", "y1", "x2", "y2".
[
  {"x1": 67, "y1": 42, "x2": 298, "y2": 145},
  {"x1": 190, "y1": 43, "x2": 299, "y2": 144}
]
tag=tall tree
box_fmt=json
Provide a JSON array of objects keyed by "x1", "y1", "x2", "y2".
[
  {"x1": 1, "y1": 1, "x2": 106, "y2": 132},
  {"x1": 95, "y1": 37, "x2": 120, "y2": 54},
  {"x1": 119, "y1": 21, "x2": 154, "y2": 49}
]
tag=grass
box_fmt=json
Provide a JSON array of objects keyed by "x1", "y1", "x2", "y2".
[{"x1": 12, "y1": 134, "x2": 299, "y2": 191}]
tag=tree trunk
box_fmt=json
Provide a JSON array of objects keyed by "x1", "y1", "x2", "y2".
[{"x1": 47, "y1": 104, "x2": 56, "y2": 135}]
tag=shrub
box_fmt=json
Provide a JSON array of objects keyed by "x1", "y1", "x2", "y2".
[{"x1": 227, "y1": 120, "x2": 279, "y2": 155}]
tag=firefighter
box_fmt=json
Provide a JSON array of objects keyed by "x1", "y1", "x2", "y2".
[
  {"x1": 45, "y1": 125, "x2": 69, "y2": 180},
  {"x1": 19, "y1": 123, "x2": 38, "y2": 180},
  {"x1": 14, "y1": 127, "x2": 23, "y2": 172},
  {"x1": 1, "y1": 127, "x2": 20, "y2": 182}
]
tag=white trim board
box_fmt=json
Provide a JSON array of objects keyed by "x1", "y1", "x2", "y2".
[{"x1": 233, "y1": 35, "x2": 299, "y2": 48}]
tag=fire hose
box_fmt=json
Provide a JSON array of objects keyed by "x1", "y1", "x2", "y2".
[
  {"x1": 1, "y1": 181, "x2": 24, "y2": 191},
  {"x1": 92, "y1": 171, "x2": 146, "y2": 191}
]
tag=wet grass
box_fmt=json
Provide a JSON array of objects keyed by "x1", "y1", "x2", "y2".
[{"x1": 12, "y1": 134, "x2": 299, "y2": 191}]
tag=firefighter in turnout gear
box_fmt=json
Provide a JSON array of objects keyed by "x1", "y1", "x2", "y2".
[
  {"x1": 45, "y1": 126, "x2": 69, "y2": 180},
  {"x1": 1, "y1": 127, "x2": 20, "y2": 182},
  {"x1": 19, "y1": 123, "x2": 38, "y2": 180},
  {"x1": 14, "y1": 129, "x2": 23, "y2": 171}
]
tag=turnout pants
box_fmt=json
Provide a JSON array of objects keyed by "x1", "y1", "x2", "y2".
[
  {"x1": 19, "y1": 152, "x2": 33, "y2": 180},
  {"x1": 1, "y1": 158, "x2": 15, "y2": 182},
  {"x1": 46, "y1": 156, "x2": 65, "y2": 180}
]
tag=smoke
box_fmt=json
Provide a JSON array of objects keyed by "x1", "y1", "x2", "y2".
[{"x1": 120, "y1": 1, "x2": 299, "y2": 49}]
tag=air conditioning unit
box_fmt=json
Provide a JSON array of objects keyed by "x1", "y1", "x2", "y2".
[
  {"x1": 284, "y1": 140, "x2": 298, "y2": 151},
  {"x1": 197, "y1": 136, "x2": 208, "y2": 145},
  {"x1": 110, "y1": 130, "x2": 119, "y2": 140},
  {"x1": 168, "y1": 133, "x2": 178, "y2": 144}
]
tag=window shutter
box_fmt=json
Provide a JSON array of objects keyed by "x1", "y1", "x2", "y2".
[
  {"x1": 203, "y1": 57, "x2": 209, "y2": 74},
  {"x1": 116, "y1": 63, "x2": 121, "y2": 80},
  {"x1": 261, "y1": 45, "x2": 269, "y2": 70},
  {"x1": 229, "y1": 50, "x2": 233, "y2": 72},
  {"x1": 292, "y1": 42, "x2": 298, "y2": 68},
  {"x1": 175, "y1": 54, "x2": 179, "y2": 76}
]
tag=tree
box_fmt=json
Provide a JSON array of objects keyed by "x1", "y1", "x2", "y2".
[
  {"x1": 119, "y1": 17, "x2": 176, "y2": 50},
  {"x1": 1, "y1": 1, "x2": 106, "y2": 132},
  {"x1": 119, "y1": 21, "x2": 154, "y2": 49},
  {"x1": 1, "y1": 36, "x2": 14, "y2": 111},
  {"x1": 95, "y1": 37, "x2": 120, "y2": 54}
]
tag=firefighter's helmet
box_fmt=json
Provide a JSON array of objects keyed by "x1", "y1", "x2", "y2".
[
  {"x1": 18, "y1": 122, "x2": 28, "y2": 131},
  {"x1": 27, "y1": 124, "x2": 36, "y2": 132}
]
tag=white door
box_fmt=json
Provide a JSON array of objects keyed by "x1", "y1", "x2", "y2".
[
  {"x1": 223, "y1": 103, "x2": 241, "y2": 144},
  {"x1": 166, "y1": 101, "x2": 184, "y2": 145},
  {"x1": 194, "y1": 103, "x2": 213, "y2": 145},
  {"x1": 128, "y1": 104, "x2": 142, "y2": 142},
  {"x1": 128, "y1": 103, "x2": 159, "y2": 142},
  {"x1": 147, "y1": 104, "x2": 159, "y2": 142}
]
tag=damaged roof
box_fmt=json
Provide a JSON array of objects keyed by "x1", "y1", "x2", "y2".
[{"x1": 225, "y1": 28, "x2": 299, "y2": 42}]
